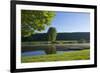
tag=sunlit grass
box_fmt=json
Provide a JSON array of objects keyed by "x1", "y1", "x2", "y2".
[{"x1": 21, "y1": 49, "x2": 90, "y2": 63}]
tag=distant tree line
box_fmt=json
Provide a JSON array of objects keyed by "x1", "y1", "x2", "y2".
[{"x1": 22, "y1": 32, "x2": 90, "y2": 43}]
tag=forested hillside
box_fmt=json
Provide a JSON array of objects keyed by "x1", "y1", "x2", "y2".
[{"x1": 22, "y1": 32, "x2": 90, "y2": 42}]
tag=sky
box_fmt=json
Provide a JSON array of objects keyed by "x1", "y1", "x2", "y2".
[{"x1": 39, "y1": 11, "x2": 90, "y2": 33}]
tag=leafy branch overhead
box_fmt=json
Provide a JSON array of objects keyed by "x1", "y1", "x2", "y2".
[{"x1": 21, "y1": 10, "x2": 56, "y2": 37}]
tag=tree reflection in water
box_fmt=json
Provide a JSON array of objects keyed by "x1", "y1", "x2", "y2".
[{"x1": 45, "y1": 45, "x2": 56, "y2": 54}]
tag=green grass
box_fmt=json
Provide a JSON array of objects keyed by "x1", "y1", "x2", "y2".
[{"x1": 21, "y1": 49, "x2": 90, "y2": 63}]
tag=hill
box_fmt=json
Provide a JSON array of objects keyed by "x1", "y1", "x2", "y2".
[{"x1": 22, "y1": 32, "x2": 90, "y2": 42}]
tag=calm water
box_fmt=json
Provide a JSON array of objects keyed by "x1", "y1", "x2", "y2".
[{"x1": 21, "y1": 45, "x2": 84, "y2": 56}]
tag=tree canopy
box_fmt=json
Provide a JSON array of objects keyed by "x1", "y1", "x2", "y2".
[
  {"x1": 47, "y1": 27, "x2": 57, "y2": 42},
  {"x1": 21, "y1": 10, "x2": 55, "y2": 37}
]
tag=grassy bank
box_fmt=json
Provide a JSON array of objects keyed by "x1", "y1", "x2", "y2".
[{"x1": 21, "y1": 49, "x2": 90, "y2": 63}]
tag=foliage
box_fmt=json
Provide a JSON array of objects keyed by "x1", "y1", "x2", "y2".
[
  {"x1": 78, "y1": 39, "x2": 86, "y2": 43},
  {"x1": 21, "y1": 10, "x2": 55, "y2": 37},
  {"x1": 21, "y1": 32, "x2": 90, "y2": 42},
  {"x1": 21, "y1": 49, "x2": 90, "y2": 63},
  {"x1": 47, "y1": 27, "x2": 57, "y2": 42}
]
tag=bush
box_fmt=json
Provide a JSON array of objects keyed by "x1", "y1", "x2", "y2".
[{"x1": 47, "y1": 27, "x2": 57, "y2": 42}]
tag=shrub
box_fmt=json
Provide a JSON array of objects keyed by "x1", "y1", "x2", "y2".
[{"x1": 47, "y1": 27, "x2": 57, "y2": 42}]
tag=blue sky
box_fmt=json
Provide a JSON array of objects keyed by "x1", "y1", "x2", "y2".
[{"x1": 39, "y1": 11, "x2": 90, "y2": 33}]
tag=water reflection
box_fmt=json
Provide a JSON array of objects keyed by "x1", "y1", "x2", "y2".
[
  {"x1": 45, "y1": 45, "x2": 56, "y2": 54},
  {"x1": 22, "y1": 45, "x2": 89, "y2": 56}
]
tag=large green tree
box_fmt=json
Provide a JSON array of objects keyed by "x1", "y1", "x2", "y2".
[
  {"x1": 47, "y1": 27, "x2": 57, "y2": 42},
  {"x1": 21, "y1": 10, "x2": 55, "y2": 37}
]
